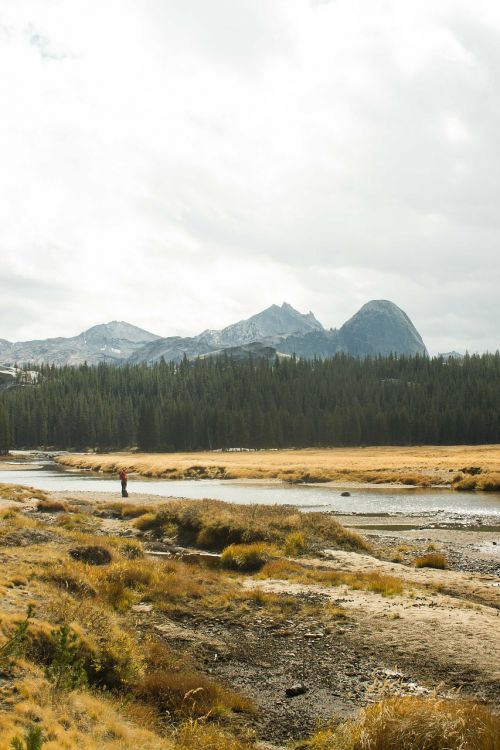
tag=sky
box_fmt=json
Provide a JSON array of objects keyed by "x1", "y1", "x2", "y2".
[{"x1": 1, "y1": 0, "x2": 499, "y2": 355}]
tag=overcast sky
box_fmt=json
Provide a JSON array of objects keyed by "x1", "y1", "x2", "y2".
[{"x1": 1, "y1": 0, "x2": 499, "y2": 354}]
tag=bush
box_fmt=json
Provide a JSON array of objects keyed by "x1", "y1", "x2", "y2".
[
  {"x1": 221, "y1": 543, "x2": 274, "y2": 572},
  {"x1": 414, "y1": 553, "x2": 448, "y2": 570},
  {"x1": 10, "y1": 726, "x2": 43, "y2": 750},
  {"x1": 307, "y1": 695, "x2": 500, "y2": 750},
  {"x1": 44, "y1": 622, "x2": 88, "y2": 691},
  {"x1": 0, "y1": 605, "x2": 34, "y2": 670}
]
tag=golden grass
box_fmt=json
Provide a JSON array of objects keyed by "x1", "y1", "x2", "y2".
[
  {"x1": 137, "y1": 670, "x2": 254, "y2": 719},
  {"x1": 259, "y1": 559, "x2": 405, "y2": 596},
  {"x1": 0, "y1": 483, "x2": 48, "y2": 503},
  {"x1": 306, "y1": 695, "x2": 500, "y2": 750},
  {"x1": 221, "y1": 543, "x2": 275, "y2": 572},
  {"x1": 452, "y1": 472, "x2": 500, "y2": 491},
  {"x1": 132, "y1": 498, "x2": 370, "y2": 553},
  {"x1": 0, "y1": 672, "x2": 173, "y2": 750},
  {"x1": 414, "y1": 553, "x2": 448, "y2": 570},
  {"x1": 57, "y1": 444, "x2": 500, "y2": 487}
]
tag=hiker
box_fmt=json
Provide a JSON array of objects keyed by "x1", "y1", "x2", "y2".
[{"x1": 119, "y1": 467, "x2": 128, "y2": 497}]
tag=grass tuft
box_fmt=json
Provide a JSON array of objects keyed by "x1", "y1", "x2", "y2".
[
  {"x1": 306, "y1": 695, "x2": 500, "y2": 750},
  {"x1": 414, "y1": 553, "x2": 448, "y2": 570},
  {"x1": 221, "y1": 543, "x2": 274, "y2": 572}
]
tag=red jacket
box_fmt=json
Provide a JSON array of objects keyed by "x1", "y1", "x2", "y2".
[{"x1": 119, "y1": 469, "x2": 127, "y2": 482}]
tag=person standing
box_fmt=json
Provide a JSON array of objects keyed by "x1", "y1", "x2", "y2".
[{"x1": 119, "y1": 467, "x2": 128, "y2": 498}]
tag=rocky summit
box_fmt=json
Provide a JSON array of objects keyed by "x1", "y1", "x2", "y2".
[
  {"x1": 0, "y1": 321, "x2": 159, "y2": 366},
  {"x1": 0, "y1": 300, "x2": 428, "y2": 366},
  {"x1": 338, "y1": 300, "x2": 428, "y2": 357}
]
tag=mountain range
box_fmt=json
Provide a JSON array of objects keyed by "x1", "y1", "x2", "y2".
[{"x1": 0, "y1": 300, "x2": 428, "y2": 367}]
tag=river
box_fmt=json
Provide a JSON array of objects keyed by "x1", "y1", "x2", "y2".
[{"x1": 2, "y1": 458, "x2": 500, "y2": 519}]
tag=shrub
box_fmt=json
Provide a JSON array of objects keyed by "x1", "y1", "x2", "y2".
[
  {"x1": 10, "y1": 726, "x2": 43, "y2": 750},
  {"x1": 0, "y1": 605, "x2": 34, "y2": 670},
  {"x1": 306, "y1": 695, "x2": 500, "y2": 750},
  {"x1": 414, "y1": 553, "x2": 448, "y2": 570},
  {"x1": 44, "y1": 622, "x2": 88, "y2": 691},
  {"x1": 46, "y1": 593, "x2": 143, "y2": 688},
  {"x1": 221, "y1": 543, "x2": 274, "y2": 572}
]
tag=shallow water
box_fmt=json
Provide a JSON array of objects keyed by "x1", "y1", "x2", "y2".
[{"x1": 2, "y1": 461, "x2": 500, "y2": 518}]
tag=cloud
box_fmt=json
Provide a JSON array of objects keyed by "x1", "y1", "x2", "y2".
[{"x1": 0, "y1": 0, "x2": 499, "y2": 353}]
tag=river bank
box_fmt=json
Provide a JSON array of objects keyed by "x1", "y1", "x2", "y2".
[{"x1": 55, "y1": 445, "x2": 500, "y2": 490}]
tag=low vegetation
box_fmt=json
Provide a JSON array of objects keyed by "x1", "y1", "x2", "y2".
[
  {"x1": 414, "y1": 553, "x2": 448, "y2": 570},
  {"x1": 221, "y1": 542, "x2": 274, "y2": 572},
  {"x1": 57, "y1": 443, "x2": 500, "y2": 489},
  {"x1": 131, "y1": 498, "x2": 370, "y2": 553},
  {"x1": 259, "y1": 559, "x2": 405, "y2": 597},
  {"x1": 0, "y1": 483, "x2": 48, "y2": 503},
  {"x1": 306, "y1": 695, "x2": 500, "y2": 750},
  {"x1": 452, "y1": 471, "x2": 500, "y2": 491},
  {"x1": 0, "y1": 483, "x2": 498, "y2": 749}
]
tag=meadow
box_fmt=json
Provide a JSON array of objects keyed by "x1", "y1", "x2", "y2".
[{"x1": 58, "y1": 444, "x2": 500, "y2": 489}]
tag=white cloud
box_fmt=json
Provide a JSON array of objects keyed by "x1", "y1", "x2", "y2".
[{"x1": 0, "y1": 0, "x2": 499, "y2": 353}]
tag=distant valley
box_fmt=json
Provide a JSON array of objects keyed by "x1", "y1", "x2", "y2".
[{"x1": 0, "y1": 299, "x2": 427, "y2": 367}]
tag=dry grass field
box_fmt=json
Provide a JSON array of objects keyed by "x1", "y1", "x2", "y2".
[{"x1": 58, "y1": 445, "x2": 500, "y2": 488}]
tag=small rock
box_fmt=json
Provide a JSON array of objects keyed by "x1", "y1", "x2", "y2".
[
  {"x1": 341, "y1": 491, "x2": 351, "y2": 497},
  {"x1": 131, "y1": 603, "x2": 153, "y2": 613},
  {"x1": 285, "y1": 683, "x2": 308, "y2": 698}
]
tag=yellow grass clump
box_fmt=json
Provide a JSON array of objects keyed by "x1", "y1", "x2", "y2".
[
  {"x1": 414, "y1": 553, "x2": 448, "y2": 570},
  {"x1": 137, "y1": 670, "x2": 254, "y2": 719},
  {"x1": 221, "y1": 543, "x2": 275, "y2": 572},
  {"x1": 306, "y1": 695, "x2": 500, "y2": 750}
]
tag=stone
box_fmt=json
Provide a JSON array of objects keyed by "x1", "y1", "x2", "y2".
[{"x1": 285, "y1": 683, "x2": 308, "y2": 698}]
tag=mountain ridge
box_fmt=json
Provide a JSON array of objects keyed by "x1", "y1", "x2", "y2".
[{"x1": 0, "y1": 300, "x2": 428, "y2": 366}]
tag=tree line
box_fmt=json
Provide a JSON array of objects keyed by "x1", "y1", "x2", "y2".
[{"x1": 1, "y1": 353, "x2": 500, "y2": 451}]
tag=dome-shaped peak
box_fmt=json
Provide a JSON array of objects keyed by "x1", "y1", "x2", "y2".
[{"x1": 340, "y1": 300, "x2": 427, "y2": 357}]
